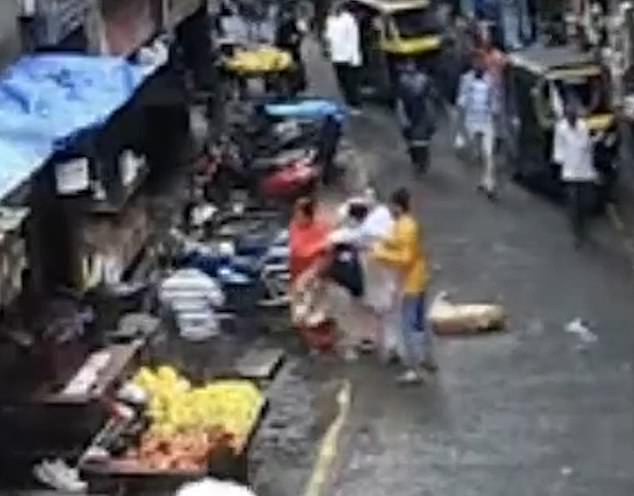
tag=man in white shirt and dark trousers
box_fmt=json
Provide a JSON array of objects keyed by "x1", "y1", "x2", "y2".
[
  {"x1": 553, "y1": 103, "x2": 598, "y2": 248},
  {"x1": 325, "y1": 3, "x2": 362, "y2": 114},
  {"x1": 456, "y1": 62, "x2": 499, "y2": 199}
]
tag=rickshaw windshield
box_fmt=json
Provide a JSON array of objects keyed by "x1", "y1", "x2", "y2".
[
  {"x1": 552, "y1": 75, "x2": 608, "y2": 115},
  {"x1": 391, "y1": 8, "x2": 440, "y2": 38}
]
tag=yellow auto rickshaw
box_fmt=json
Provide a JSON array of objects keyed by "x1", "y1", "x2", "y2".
[
  {"x1": 349, "y1": 0, "x2": 443, "y2": 100},
  {"x1": 505, "y1": 46, "x2": 620, "y2": 207}
]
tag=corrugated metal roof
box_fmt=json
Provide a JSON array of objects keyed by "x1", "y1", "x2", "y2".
[{"x1": 509, "y1": 46, "x2": 599, "y2": 75}]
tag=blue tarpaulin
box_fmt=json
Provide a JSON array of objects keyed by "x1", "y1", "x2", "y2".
[
  {"x1": 263, "y1": 98, "x2": 347, "y2": 123},
  {"x1": 0, "y1": 54, "x2": 155, "y2": 199}
]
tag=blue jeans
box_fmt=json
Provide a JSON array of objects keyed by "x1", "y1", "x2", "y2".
[{"x1": 401, "y1": 293, "x2": 429, "y2": 369}]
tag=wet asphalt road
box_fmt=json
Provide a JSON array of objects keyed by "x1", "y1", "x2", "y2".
[{"x1": 297, "y1": 41, "x2": 634, "y2": 496}]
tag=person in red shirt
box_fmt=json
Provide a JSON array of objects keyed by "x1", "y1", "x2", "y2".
[{"x1": 289, "y1": 197, "x2": 335, "y2": 352}]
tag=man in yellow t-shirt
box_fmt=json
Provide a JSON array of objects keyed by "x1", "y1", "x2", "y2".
[{"x1": 373, "y1": 188, "x2": 436, "y2": 383}]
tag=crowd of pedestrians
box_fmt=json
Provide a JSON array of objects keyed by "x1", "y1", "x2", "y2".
[
  {"x1": 214, "y1": 0, "x2": 609, "y2": 382},
  {"x1": 289, "y1": 188, "x2": 434, "y2": 385}
]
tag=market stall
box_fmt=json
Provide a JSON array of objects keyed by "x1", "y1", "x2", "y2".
[{"x1": 80, "y1": 366, "x2": 267, "y2": 492}]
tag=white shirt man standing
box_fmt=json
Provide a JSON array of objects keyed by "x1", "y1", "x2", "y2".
[
  {"x1": 325, "y1": 4, "x2": 362, "y2": 113},
  {"x1": 457, "y1": 64, "x2": 499, "y2": 198},
  {"x1": 553, "y1": 104, "x2": 598, "y2": 247}
]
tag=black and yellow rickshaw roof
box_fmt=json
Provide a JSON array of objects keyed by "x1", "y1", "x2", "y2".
[
  {"x1": 350, "y1": 0, "x2": 431, "y2": 14},
  {"x1": 509, "y1": 46, "x2": 602, "y2": 81}
]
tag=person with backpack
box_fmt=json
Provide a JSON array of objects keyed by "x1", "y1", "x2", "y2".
[{"x1": 275, "y1": 9, "x2": 308, "y2": 94}]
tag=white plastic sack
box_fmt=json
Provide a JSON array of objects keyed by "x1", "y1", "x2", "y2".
[
  {"x1": 429, "y1": 292, "x2": 505, "y2": 335},
  {"x1": 453, "y1": 132, "x2": 466, "y2": 150},
  {"x1": 176, "y1": 478, "x2": 257, "y2": 496}
]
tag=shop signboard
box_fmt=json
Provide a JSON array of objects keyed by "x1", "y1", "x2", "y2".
[{"x1": 101, "y1": 0, "x2": 159, "y2": 56}]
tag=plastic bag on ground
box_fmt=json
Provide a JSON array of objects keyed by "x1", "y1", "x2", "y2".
[
  {"x1": 429, "y1": 292, "x2": 505, "y2": 335},
  {"x1": 176, "y1": 478, "x2": 257, "y2": 496}
]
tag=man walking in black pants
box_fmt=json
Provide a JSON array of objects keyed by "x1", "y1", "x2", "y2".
[
  {"x1": 276, "y1": 10, "x2": 308, "y2": 94},
  {"x1": 396, "y1": 60, "x2": 437, "y2": 174},
  {"x1": 553, "y1": 103, "x2": 598, "y2": 248},
  {"x1": 325, "y1": 3, "x2": 362, "y2": 114}
]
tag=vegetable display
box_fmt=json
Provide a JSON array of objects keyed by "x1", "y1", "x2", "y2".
[{"x1": 122, "y1": 366, "x2": 264, "y2": 470}]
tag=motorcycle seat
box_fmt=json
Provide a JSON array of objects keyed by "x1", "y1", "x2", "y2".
[{"x1": 251, "y1": 149, "x2": 310, "y2": 170}]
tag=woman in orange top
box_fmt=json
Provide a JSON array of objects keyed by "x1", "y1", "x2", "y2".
[{"x1": 289, "y1": 197, "x2": 335, "y2": 351}]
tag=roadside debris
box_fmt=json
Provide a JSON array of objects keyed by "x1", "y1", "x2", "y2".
[
  {"x1": 560, "y1": 466, "x2": 574, "y2": 477},
  {"x1": 429, "y1": 292, "x2": 506, "y2": 335},
  {"x1": 564, "y1": 318, "x2": 598, "y2": 344}
]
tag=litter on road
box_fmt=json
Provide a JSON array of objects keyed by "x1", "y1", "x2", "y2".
[{"x1": 564, "y1": 318, "x2": 598, "y2": 344}]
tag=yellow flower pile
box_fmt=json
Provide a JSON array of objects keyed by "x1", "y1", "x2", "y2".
[
  {"x1": 224, "y1": 47, "x2": 294, "y2": 74},
  {"x1": 133, "y1": 366, "x2": 263, "y2": 445}
]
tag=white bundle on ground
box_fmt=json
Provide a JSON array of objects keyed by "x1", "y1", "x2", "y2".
[
  {"x1": 176, "y1": 478, "x2": 257, "y2": 496},
  {"x1": 429, "y1": 292, "x2": 505, "y2": 335},
  {"x1": 159, "y1": 268, "x2": 225, "y2": 341}
]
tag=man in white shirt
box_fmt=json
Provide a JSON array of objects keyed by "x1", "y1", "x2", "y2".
[
  {"x1": 324, "y1": 3, "x2": 362, "y2": 113},
  {"x1": 329, "y1": 189, "x2": 401, "y2": 362},
  {"x1": 553, "y1": 103, "x2": 598, "y2": 247},
  {"x1": 456, "y1": 63, "x2": 499, "y2": 198}
]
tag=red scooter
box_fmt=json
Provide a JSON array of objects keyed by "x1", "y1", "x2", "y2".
[{"x1": 200, "y1": 115, "x2": 341, "y2": 203}]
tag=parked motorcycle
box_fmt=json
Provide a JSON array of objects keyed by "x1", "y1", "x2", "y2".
[
  {"x1": 206, "y1": 114, "x2": 342, "y2": 202},
  {"x1": 170, "y1": 227, "x2": 290, "y2": 310},
  {"x1": 229, "y1": 97, "x2": 346, "y2": 156}
]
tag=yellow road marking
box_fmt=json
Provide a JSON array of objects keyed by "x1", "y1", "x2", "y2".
[{"x1": 303, "y1": 380, "x2": 352, "y2": 496}]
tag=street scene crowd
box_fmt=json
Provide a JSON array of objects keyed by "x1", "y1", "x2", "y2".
[{"x1": 0, "y1": 0, "x2": 632, "y2": 495}]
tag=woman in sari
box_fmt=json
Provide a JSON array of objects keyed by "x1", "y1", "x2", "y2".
[{"x1": 289, "y1": 197, "x2": 335, "y2": 352}]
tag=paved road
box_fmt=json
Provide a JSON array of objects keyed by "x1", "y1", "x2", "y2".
[{"x1": 299, "y1": 40, "x2": 634, "y2": 496}]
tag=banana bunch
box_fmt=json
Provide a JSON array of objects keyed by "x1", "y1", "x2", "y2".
[{"x1": 132, "y1": 367, "x2": 263, "y2": 445}]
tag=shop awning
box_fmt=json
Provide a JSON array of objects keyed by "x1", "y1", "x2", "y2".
[{"x1": 0, "y1": 54, "x2": 158, "y2": 200}]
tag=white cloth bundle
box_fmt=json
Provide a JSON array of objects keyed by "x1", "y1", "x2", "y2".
[
  {"x1": 429, "y1": 292, "x2": 505, "y2": 335},
  {"x1": 176, "y1": 478, "x2": 257, "y2": 496}
]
